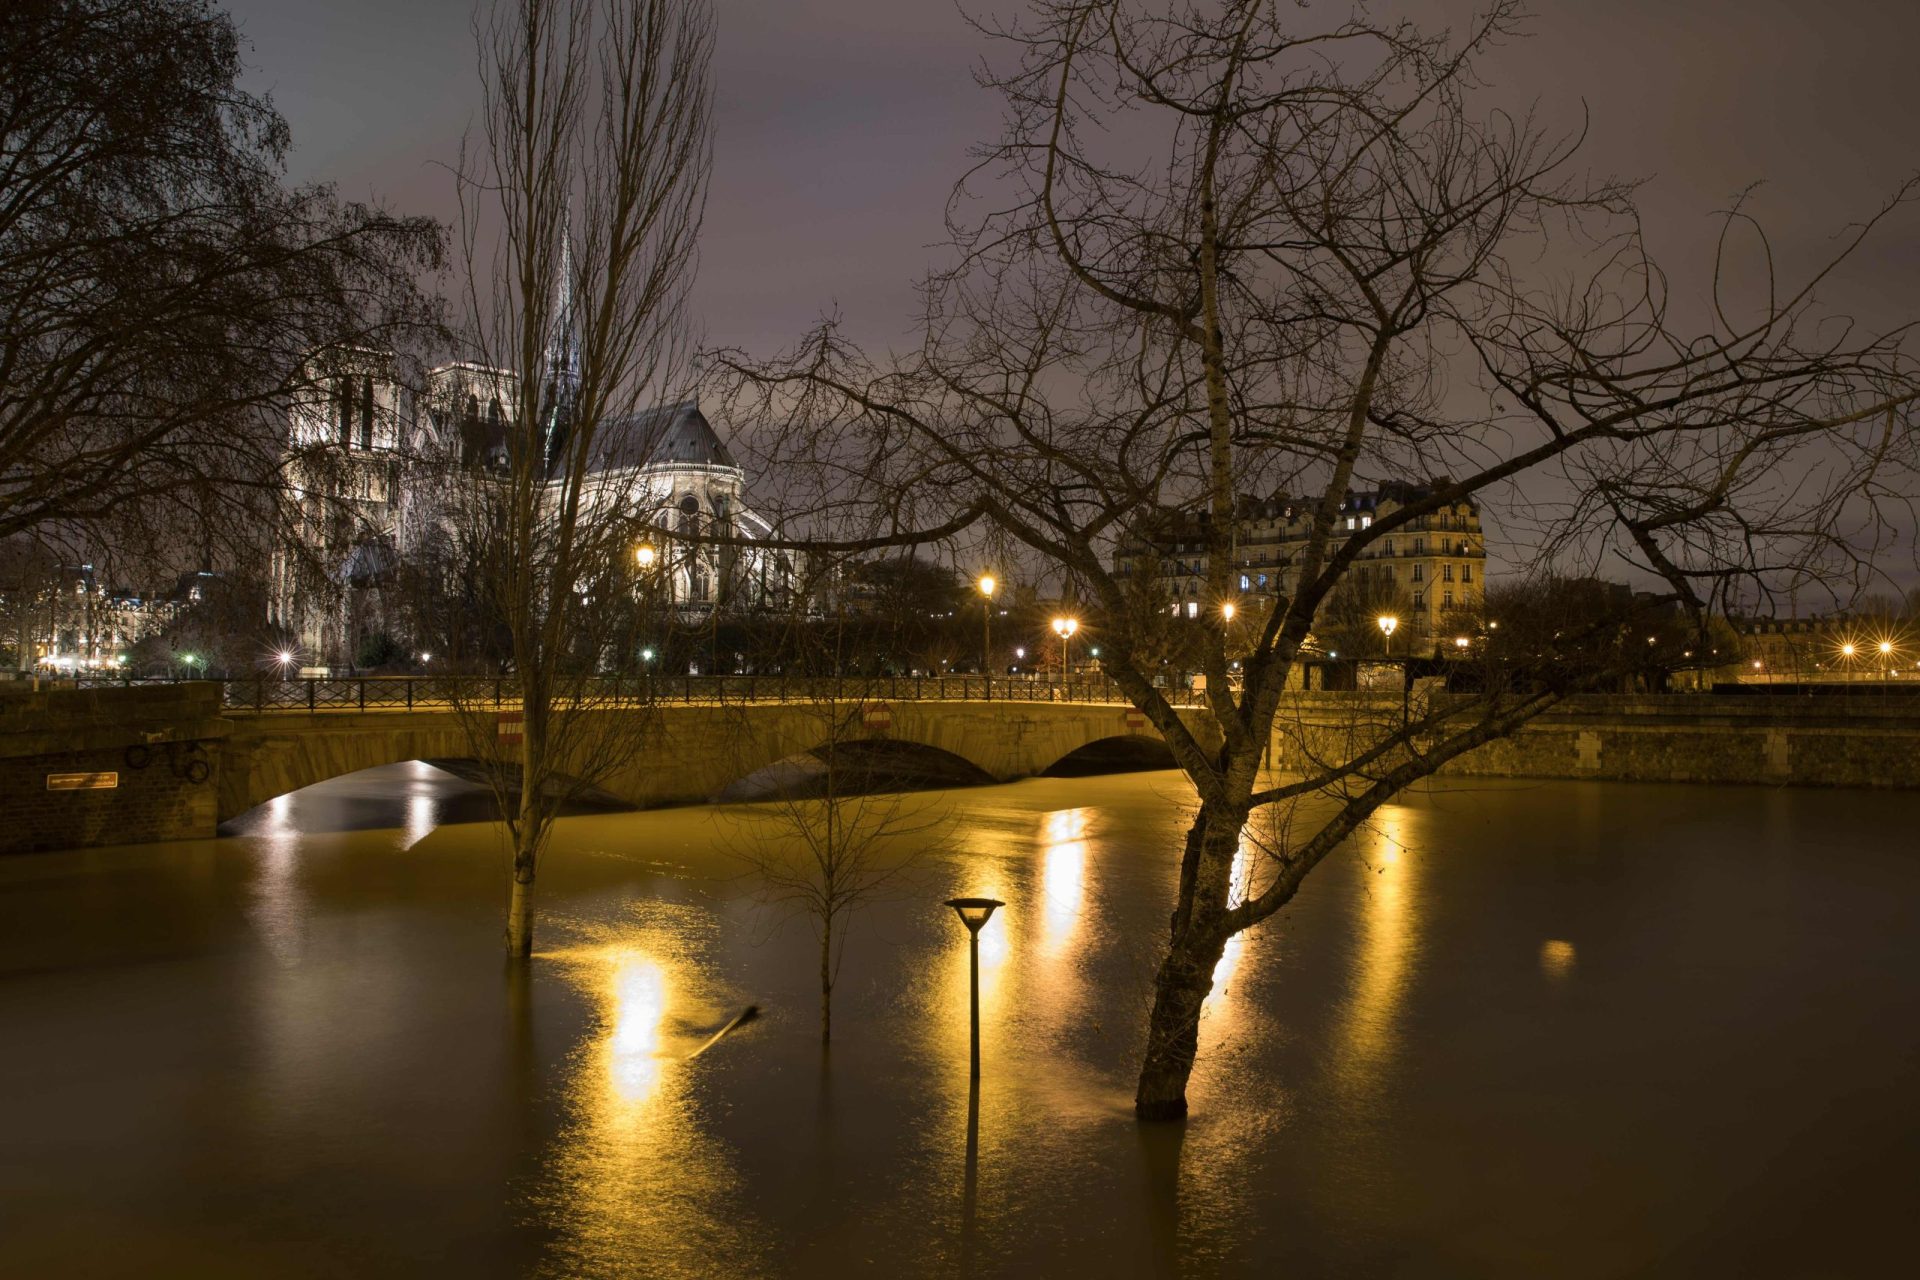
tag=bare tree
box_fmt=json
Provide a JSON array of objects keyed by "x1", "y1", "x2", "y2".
[
  {"x1": 0, "y1": 0, "x2": 442, "y2": 559},
  {"x1": 722, "y1": 0, "x2": 1920, "y2": 1118},
  {"x1": 448, "y1": 0, "x2": 712, "y2": 957}
]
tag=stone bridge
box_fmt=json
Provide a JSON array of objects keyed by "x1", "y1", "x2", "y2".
[
  {"x1": 0, "y1": 681, "x2": 1204, "y2": 853},
  {"x1": 213, "y1": 696, "x2": 1202, "y2": 825},
  {"x1": 9, "y1": 680, "x2": 1920, "y2": 855}
]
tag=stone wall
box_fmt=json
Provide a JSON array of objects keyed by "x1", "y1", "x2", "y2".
[
  {"x1": 1270, "y1": 693, "x2": 1920, "y2": 790},
  {"x1": 0, "y1": 683, "x2": 230, "y2": 854}
]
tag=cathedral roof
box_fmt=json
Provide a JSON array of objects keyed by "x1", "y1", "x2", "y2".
[{"x1": 593, "y1": 401, "x2": 737, "y2": 472}]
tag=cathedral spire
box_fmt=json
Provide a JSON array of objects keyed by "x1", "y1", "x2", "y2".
[{"x1": 542, "y1": 211, "x2": 580, "y2": 469}]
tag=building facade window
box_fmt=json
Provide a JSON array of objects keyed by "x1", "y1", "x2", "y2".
[
  {"x1": 1462, "y1": 564, "x2": 1473, "y2": 583},
  {"x1": 1443, "y1": 563, "x2": 1454, "y2": 582},
  {"x1": 1412, "y1": 563, "x2": 1424, "y2": 582}
]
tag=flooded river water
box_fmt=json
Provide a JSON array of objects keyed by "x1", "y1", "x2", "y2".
[{"x1": 2, "y1": 765, "x2": 1916, "y2": 1277}]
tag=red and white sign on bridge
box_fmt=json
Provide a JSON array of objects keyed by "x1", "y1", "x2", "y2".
[{"x1": 497, "y1": 711, "x2": 524, "y2": 747}]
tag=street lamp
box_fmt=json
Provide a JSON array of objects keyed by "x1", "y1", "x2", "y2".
[
  {"x1": 978, "y1": 574, "x2": 996, "y2": 698},
  {"x1": 634, "y1": 542, "x2": 657, "y2": 570},
  {"x1": 1051, "y1": 616, "x2": 1078, "y2": 686},
  {"x1": 944, "y1": 897, "x2": 1004, "y2": 1079},
  {"x1": 1220, "y1": 600, "x2": 1237, "y2": 623},
  {"x1": 1377, "y1": 614, "x2": 1398, "y2": 657}
]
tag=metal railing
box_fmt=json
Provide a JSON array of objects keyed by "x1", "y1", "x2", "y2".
[{"x1": 69, "y1": 673, "x2": 1193, "y2": 713}]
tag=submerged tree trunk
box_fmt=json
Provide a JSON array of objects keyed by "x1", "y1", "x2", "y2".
[
  {"x1": 506, "y1": 866, "x2": 537, "y2": 958},
  {"x1": 1134, "y1": 803, "x2": 1243, "y2": 1120},
  {"x1": 505, "y1": 715, "x2": 546, "y2": 959}
]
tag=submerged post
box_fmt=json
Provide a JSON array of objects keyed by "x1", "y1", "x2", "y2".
[{"x1": 944, "y1": 897, "x2": 1004, "y2": 1078}]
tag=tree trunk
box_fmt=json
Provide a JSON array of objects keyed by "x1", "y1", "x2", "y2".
[
  {"x1": 506, "y1": 863, "x2": 537, "y2": 958},
  {"x1": 1134, "y1": 805, "x2": 1242, "y2": 1120}
]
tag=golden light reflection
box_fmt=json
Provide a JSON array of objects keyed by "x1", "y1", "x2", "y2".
[
  {"x1": 247, "y1": 795, "x2": 307, "y2": 966},
  {"x1": 606, "y1": 948, "x2": 669, "y2": 1106},
  {"x1": 1540, "y1": 939, "x2": 1577, "y2": 980},
  {"x1": 1040, "y1": 808, "x2": 1089, "y2": 953},
  {"x1": 541, "y1": 929, "x2": 761, "y2": 1276},
  {"x1": 1333, "y1": 805, "x2": 1419, "y2": 1092}
]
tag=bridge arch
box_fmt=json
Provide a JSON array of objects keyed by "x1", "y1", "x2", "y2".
[
  {"x1": 1039, "y1": 733, "x2": 1179, "y2": 777},
  {"x1": 714, "y1": 738, "x2": 997, "y2": 803}
]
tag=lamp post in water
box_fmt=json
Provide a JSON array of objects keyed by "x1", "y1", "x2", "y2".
[{"x1": 944, "y1": 897, "x2": 1004, "y2": 1078}]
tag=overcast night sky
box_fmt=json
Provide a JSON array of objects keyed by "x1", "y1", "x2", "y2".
[{"x1": 224, "y1": 0, "x2": 1920, "y2": 585}]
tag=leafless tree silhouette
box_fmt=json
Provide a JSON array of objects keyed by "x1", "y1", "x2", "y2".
[{"x1": 719, "y1": 0, "x2": 1920, "y2": 1117}]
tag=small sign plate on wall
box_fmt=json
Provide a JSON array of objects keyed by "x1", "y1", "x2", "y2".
[{"x1": 47, "y1": 771, "x2": 118, "y2": 791}]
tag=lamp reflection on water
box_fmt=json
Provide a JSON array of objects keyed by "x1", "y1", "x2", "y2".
[
  {"x1": 543, "y1": 929, "x2": 762, "y2": 1277},
  {"x1": 606, "y1": 948, "x2": 669, "y2": 1106},
  {"x1": 1040, "y1": 809, "x2": 1089, "y2": 953},
  {"x1": 1333, "y1": 805, "x2": 1419, "y2": 1091}
]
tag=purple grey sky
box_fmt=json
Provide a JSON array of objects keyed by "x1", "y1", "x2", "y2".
[
  {"x1": 227, "y1": 0, "x2": 1920, "y2": 354},
  {"x1": 226, "y1": 0, "x2": 1920, "y2": 589}
]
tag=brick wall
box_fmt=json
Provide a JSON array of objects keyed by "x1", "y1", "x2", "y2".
[{"x1": 0, "y1": 683, "x2": 228, "y2": 854}]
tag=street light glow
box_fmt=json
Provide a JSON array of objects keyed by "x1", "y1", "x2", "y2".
[
  {"x1": 1052, "y1": 616, "x2": 1078, "y2": 638},
  {"x1": 1220, "y1": 601, "x2": 1236, "y2": 623},
  {"x1": 635, "y1": 543, "x2": 656, "y2": 569},
  {"x1": 977, "y1": 573, "x2": 995, "y2": 597},
  {"x1": 1377, "y1": 614, "x2": 1398, "y2": 639}
]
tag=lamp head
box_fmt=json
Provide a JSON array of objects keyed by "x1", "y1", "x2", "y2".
[
  {"x1": 635, "y1": 543, "x2": 657, "y2": 569},
  {"x1": 1220, "y1": 601, "x2": 1237, "y2": 622},
  {"x1": 978, "y1": 574, "x2": 996, "y2": 597},
  {"x1": 1052, "y1": 616, "x2": 1078, "y2": 638},
  {"x1": 1377, "y1": 614, "x2": 1398, "y2": 637},
  {"x1": 945, "y1": 897, "x2": 1004, "y2": 933}
]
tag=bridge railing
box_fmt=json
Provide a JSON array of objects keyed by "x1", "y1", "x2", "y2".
[{"x1": 70, "y1": 673, "x2": 1198, "y2": 713}]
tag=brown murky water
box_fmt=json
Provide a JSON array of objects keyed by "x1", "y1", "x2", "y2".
[{"x1": 2, "y1": 764, "x2": 1916, "y2": 1277}]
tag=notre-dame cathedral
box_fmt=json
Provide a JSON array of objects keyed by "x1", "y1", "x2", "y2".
[{"x1": 268, "y1": 340, "x2": 789, "y2": 668}]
